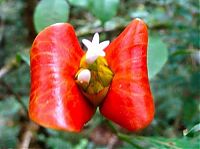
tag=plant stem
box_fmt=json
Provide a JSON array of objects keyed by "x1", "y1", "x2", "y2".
[
  {"x1": 105, "y1": 120, "x2": 143, "y2": 149},
  {"x1": 0, "y1": 58, "x2": 18, "y2": 79},
  {"x1": 106, "y1": 120, "x2": 118, "y2": 134},
  {"x1": 117, "y1": 133, "x2": 144, "y2": 149}
]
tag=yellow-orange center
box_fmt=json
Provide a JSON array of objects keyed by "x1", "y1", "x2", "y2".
[{"x1": 75, "y1": 55, "x2": 113, "y2": 106}]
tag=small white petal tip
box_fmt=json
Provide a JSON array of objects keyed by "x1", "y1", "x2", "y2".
[
  {"x1": 77, "y1": 69, "x2": 91, "y2": 84},
  {"x1": 135, "y1": 18, "x2": 141, "y2": 21},
  {"x1": 82, "y1": 33, "x2": 110, "y2": 64}
]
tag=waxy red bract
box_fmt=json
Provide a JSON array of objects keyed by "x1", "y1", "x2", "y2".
[
  {"x1": 29, "y1": 24, "x2": 95, "y2": 132},
  {"x1": 29, "y1": 19, "x2": 154, "y2": 132},
  {"x1": 100, "y1": 19, "x2": 154, "y2": 131}
]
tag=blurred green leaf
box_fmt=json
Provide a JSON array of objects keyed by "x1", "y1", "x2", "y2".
[
  {"x1": 146, "y1": 7, "x2": 172, "y2": 28},
  {"x1": 74, "y1": 139, "x2": 88, "y2": 149},
  {"x1": 68, "y1": 0, "x2": 89, "y2": 8},
  {"x1": 120, "y1": 135, "x2": 200, "y2": 149},
  {"x1": 0, "y1": 97, "x2": 21, "y2": 118},
  {"x1": 157, "y1": 98, "x2": 182, "y2": 120},
  {"x1": 0, "y1": 125, "x2": 20, "y2": 149},
  {"x1": 128, "y1": 5, "x2": 149, "y2": 20},
  {"x1": 183, "y1": 124, "x2": 200, "y2": 137},
  {"x1": 3, "y1": 65, "x2": 30, "y2": 94},
  {"x1": 46, "y1": 137, "x2": 72, "y2": 149},
  {"x1": 44, "y1": 128, "x2": 87, "y2": 146},
  {"x1": 0, "y1": 98, "x2": 21, "y2": 148},
  {"x1": 171, "y1": 49, "x2": 193, "y2": 56},
  {"x1": 148, "y1": 35, "x2": 168, "y2": 79},
  {"x1": 182, "y1": 98, "x2": 199, "y2": 127},
  {"x1": 34, "y1": 0, "x2": 70, "y2": 33},
  {"x1": 145, "y1": 137, "x2": 199, "y2": 149},
  {"x1": 16, "y1": 51, "x2": 30, "y2": 66},
  {"x1": 89, "y1": 0, "x2": 119, "y2": 24}
]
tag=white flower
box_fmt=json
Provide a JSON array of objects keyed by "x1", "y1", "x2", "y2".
[
  {"x1": 77, "y1": 69, "x2": 91, "y2": 84},
  {"x1": 82, "y1": 33, "x2": 110, "y2": 64}
]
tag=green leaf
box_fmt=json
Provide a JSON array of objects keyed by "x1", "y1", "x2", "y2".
[
  {"x1": 119, "y1": 134, "x2": 200, "y2": 149},
  {"x1": 0, "y1": 97, "x2": 21, "y2": 148},
  {"x1": 146, "y1": 7, "x2": 172, "y2": 28},
  {"x1": 46, "y1": 137, "x2": 72, "y2": 149},
  {"x1": 183, "y1": 123, "x2": 200, "y2": 137},
  {"x1": 74, "y1": 139, "x2": 88, "y2": 149},
  {"x1": 148, "y1": 35, "x2": 168, "y2": 79},
  {"x1": 89, "y1": 0, "x2": 119, "y2": 24},
  {"x1": 16, "y1": 51, "x2": 30, "y2": 66},
  {"x1": 0, "y1": 125, "x2": 20, "y2": 149},
  {"x1": 0, "y1": 97, "x2": 21, "y2": 118},
  {"x1": 68, "y1": 0, "x2": 89, "y2": 8},
  {"x1": 34, "y1": 0, "x2": 70, "y2": 33},
  {"x1": 145, "y1": 137, "x2": 200, "y2": 149},
  {"x1": 171, "y1": 49, "x2": 193, "y2": 57}
]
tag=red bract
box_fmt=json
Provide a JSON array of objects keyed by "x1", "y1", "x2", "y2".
[{"x1": 29, "y1": 19, "x2": 154, "y2": 132}]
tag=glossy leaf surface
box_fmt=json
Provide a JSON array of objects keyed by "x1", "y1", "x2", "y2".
[
  {"x1": 89, "y1": 0, "x2": 119, "y2": 23},
  {"x1": 68, "y1": 0, "x2": 89, "y2": 8},
  {"x1": 148, "y1": 35, "x2": 168, "y2": 79},
  {"x1": 29, "y1": 23, "x2": 95, "y2": 132},
  {"x1": 100, "y1": 19, "x2": 154, "y2": 131},
  {"x1": 34, "y1": 0, "x2": 70, "y2": 33}
]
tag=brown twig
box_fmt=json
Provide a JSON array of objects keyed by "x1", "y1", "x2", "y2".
[
  {"x1": 17, "y1": 122, "x2": 40, "y2": 149},
  {"x1": 0, "y1": 58, "x2": 18, "y2": 79},
  {"x1": 19, "y1": 129, "x2": 33, "y2": 149}
]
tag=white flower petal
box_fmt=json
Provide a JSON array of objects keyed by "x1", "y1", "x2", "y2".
[
  {"x1": 82, "y1": 39, "x2": 92, "y2": 49},
  {"x1": 99, "y1": 40, "x2": 110, "y2": 51},
  {"x1": 98, "y1": 50, "x2": 105, "y2": 57},
  {"x1": 77, "y1": 69, "x2": 91, "y2": 83},
  {"x1": 86, "y1": 52, "x2": 98, "y2": 64},
  {"x1": 83, "y1": 33, "x2": 110, "y2": 64},
  {"x1": 135, "y1": 18, "x2": 142, "y2": 21},
  {"x1": 92, "y1": 33, "x2": 99, "y2": 45}
]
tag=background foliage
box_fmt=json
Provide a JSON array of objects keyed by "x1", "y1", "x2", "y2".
[{"x1": 0, "y1": 0, "x2": 199, "y2": 148}]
